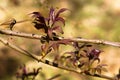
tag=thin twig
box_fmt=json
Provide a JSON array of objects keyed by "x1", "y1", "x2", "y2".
[
  {"x1": 0, "y1": 37, "x2": 39, "y2": 61},
  {"x1": 0, "y1": 29, "x2": 120, "y2": 47},
  {"x1": 0, "y1": 37, "x2": 115, "y2": 80},
  {"x1": 0, "y1": 19, "x2": 31, "y2": 26},
  {"x1": 47, "y1": 74, "x2": 61, "y2": 80}
]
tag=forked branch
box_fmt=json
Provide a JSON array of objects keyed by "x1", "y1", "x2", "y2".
[{"x1": 0, "y1": 36, "x2": 115, "y2": 80}]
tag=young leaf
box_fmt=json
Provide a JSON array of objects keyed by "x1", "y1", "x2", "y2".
[
  {"x1": 49, "y1": 41, "x2": 59, "y2": 53},
  {"x1": 101, "y1": 67, "x2": 108, "y2": 72},
  {"x1": 55, "y1": 8, "x2": 68, "y2": 18},
  {"x1": 48, "y1": 28, "x2": 53, "y2": 38},
  {"x1": 52, "y1": 26, "x2": 64, "y2": 34},
  {"x1": 90, "y1": 68, "x2": 96, "y2": 75},
  {"x1": 93, "y1": 58, "x2": 100, "y2": 63},
  {"x1": 55, "y1": 17, "x2": 65, "y2": 26},
  {"x1": 32, "y1": 21, "x2": 46, "y2": 29},
  {"x1": 49, "y1": 7, "x2": 55, "y2": 22},
  {"x1": 96, "y1": 68, "x2": 101, "y2": 74},
  {"x1": 30, "y1": 12, "x2": 47, "y2": 30}
]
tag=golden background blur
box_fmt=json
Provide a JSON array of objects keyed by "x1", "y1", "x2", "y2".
[{"x1": 0, "y1": 0, "x2": 120, "y2": 80}]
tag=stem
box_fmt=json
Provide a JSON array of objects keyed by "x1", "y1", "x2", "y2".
[
  {"x1": 0, "y1": 37, "x2": 40, "y2": 61},
  {"x1": 0, "y1": 19, "x2": 31, "y2": 26},
  {"x1": 0, "y1": 29, "x2": 43, "y2": 39},
  {"x1": 47, "y1": 74, "x2": 61, "y2": 80},
  {"x1": 0, "y1": 29, "x2": 120, "y2": 48}
]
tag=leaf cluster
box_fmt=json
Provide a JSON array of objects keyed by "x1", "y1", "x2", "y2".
[
  {"x1": 1, "y1": 7, "x2": 118, "y2": 80},
  {"x1": 29, "y1": 7, "x2": 108, "y2": 77}
]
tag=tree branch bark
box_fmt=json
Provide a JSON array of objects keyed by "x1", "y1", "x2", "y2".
[{"x1": 0, "y1": 29, "x2": 120, "y2": 48}]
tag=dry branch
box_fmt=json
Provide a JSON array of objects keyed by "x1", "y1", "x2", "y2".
[
  {"x1": 0, "y1": 29, "x2": 120, "y2": 48},
  {"x1": 0, "y1": 37, "x2": 39, "y2": 61},
  {"x1": 47, "y1": 74, "x2": 61, "y2": 80},
  {"x1": 0, "y1": 36, "x2": 115, "y2": 80},
  {"x1": 0, "y1": 19, "x2": 31, "y2": 26}
]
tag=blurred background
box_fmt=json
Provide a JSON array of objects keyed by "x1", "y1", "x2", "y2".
[{"x1": 0, "y1": 0, "x2": 120, "y2": 80}]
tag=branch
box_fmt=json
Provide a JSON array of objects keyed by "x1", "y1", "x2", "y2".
[
  {"x1": 0, "y1": 19, "x2": 31, "y2": 26},
  {"x1": 47, "y1": 74, "x2": 61, "y2": 80},
  {"x1": 0, "y1": 37, "x2": 40, "y2": 61},
  {"x1": 0, "y1": 29, "x2": 43, "y2": 39},
  {"x1": 0, "y1": 29, "x2": 120, "y2": 48},
  {"x1": 71, "y1": 38, "x2": 120, "y2": 48},
  {"x1": 0, "y1": 36, "x2": 115, "y2": 80}
]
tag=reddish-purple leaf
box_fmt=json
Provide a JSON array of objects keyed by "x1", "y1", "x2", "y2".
[
  {"x1": 55, "y1": 17, "x2": 65, "y2": 26},
  {"x1": 49, "y1": 7, "x2": 55, "y2": 21},
  {"x1": 52, "y1": 26, "x2": 64, "y2": 34},
  {"x1": 48, "y1": 39, "x2": 73, "y2": 53},
  {"x1": 94, "y1": 58, "x2": 100, "y2": 63},
  {"x1": 41, "y1": 44, "x2": 52, "y2": 56},
  {"x1": 73, "y1": 42, "x2": 79, "y2": 49},
  {"x1": 101, "y1": 67, "x2": 108, "y2": 72},
  {"x1": 30, "y1": 12, "x2": 42, "y2": 17},
  {"x1": 55, "y1": 8, "x2": 68, "y2": 18},
  {"x1": 83, "y1": 50, "x2": 87, "y2": 53},
  {"x1": 48, "y1": 28, "x2": 53, "y2": 38},
  {"x1": 58, "y1": 39, "x2": 73, "y2": 45},
  {"x1": 90, "y1": 68, "x2": 96, "y2": 75},
  {"x1": 41, "y1": 44, "x2": 46, "y2": 53},
  {"x1": 87, "y1": 49, "x2": 102, "y2": 61},
  {"x1": 96, "y1": 68, "x2": 101, "y2": 74},
  {"x1": 36, "y1": 17, "x2": 46, "y2": 25},
  {"x1": 31, "y1": 12, "x2": 46, "y2": 24},
  {"x1": 33, "y1": 21, "x2": 46, "y2": 29},
  {"x1": 45, "y1": 18, "x2": 50, "y2": 25},
  {"x1": 97, "y1": 64, "x2": 107, "y2": 68},
  {"x1": 49, "y1": 41, "x2": 59, "y2": 53},
  {"x1": 30, "y1": 12, "x2": 47, "y2": 30},
  {"x1": 23, "y1": 65, "x2": 27, "y2": 75}
]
